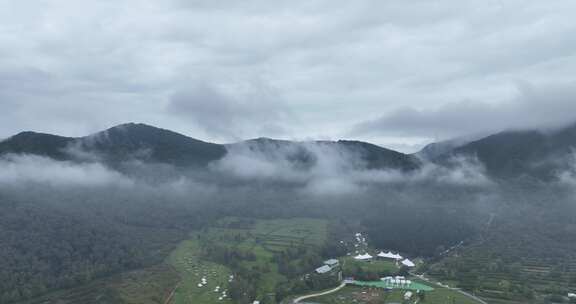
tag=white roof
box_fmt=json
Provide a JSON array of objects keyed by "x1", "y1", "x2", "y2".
[
  {"x1": 377, "y1": 251, "x2": 403, "y2": 260},
  {"x1": 401, "y1": 259, "x2": 416, "y2": 267},
  {"x1": 315, "y1": 265, "x2": 332, "y2": 274},
  {"x1": 354, "y1": 253, "x2": 373, "y2": 260},
  {"x1": 324, "y1": 259, "x2": 339, "y2": 265}
]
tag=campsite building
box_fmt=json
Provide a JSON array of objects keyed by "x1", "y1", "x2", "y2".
[
  {"x1": 315, "y1": 265, "x2": 332, "y2": 274},
  {"x1": 324, "y1": 259, "x2": 340, "y2": 268}
]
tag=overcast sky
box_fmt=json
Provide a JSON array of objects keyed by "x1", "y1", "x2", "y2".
[{"x1": 2, "y1": 0, "x2": 576, "y2": 152}]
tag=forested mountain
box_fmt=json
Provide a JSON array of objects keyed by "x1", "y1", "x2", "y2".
[
  {"x1": 77, "y1": 123, "x2": 226, "y2": 167},
  {"x1": 0, "y1": 132, "x2": 75, "y2": 160},
  {"x1": 430, "y1": 122, "x2": 576, "y2": 180},
  {"x1": 228, "y1": 137, "x2": 420, "y2": 172},
  {"x1": 0, "y1": 123, "x2": 226, "y2": 168},
  {"x1": 0, "y1": 123, "x2": 418, "y2": 171}
]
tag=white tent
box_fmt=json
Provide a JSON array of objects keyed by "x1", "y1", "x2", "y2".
[
  {"x1": 377, "y1": 251, "x2": 403, "y2": 260},
  {"x1": 401, "y1": 259, "x2": 416, "y2": 267},
  {"x1": 354, "y1": 253, "x2": 373, "y2": 260}
]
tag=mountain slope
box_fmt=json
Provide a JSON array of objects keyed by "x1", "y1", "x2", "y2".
[
  {"x1": 0, "y1": 132, "x2": 75, "y2": 160},
  {"x1": 228, "y1": 137, "x2": 420, "y2": 171},
  {"x1": 441, "y1": 123, "x2": 576, "y2": 180},
  {"x1": 0, "y1": 123, "x2": 227, "y2": 168},
  {"x1": 77, "y1": 123, "x2": 227, "y2": 167}
]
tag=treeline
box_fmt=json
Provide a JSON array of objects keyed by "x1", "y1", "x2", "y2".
[
  {"x1": 0, "y1": 200, "x2": 137, "y2": 303},
  {"x1": 0, "y1": 189, "x2": 212, "y2": 304}
]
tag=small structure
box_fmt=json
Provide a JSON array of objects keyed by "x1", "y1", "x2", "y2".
[
  {"x1": 324, "y1": 259, "x2": 340, "y2": 268},
  {"x1": 401, "y1": 259, "x2": 416, "y2": 267},
  {"x1": 404, "y1": 291, "x2": 413, "y2": 300},
  {"x1": 569, "y1": 293, "x2": 576, "y2": 298},
  {"x1": 354, "y1": 253, "x2": 373, "y2": 261},
  {"x1": 315, "y1": 265, "x2": 332, "y2": 274}
]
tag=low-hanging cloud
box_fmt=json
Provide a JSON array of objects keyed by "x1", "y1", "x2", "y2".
[
  {"x1": 0, "y1": 154, "x2": 133, "y2": 187},
  {"x1": 351, "y1": 82, "x2": 576, "y2": 140},
  {"x1": 166, "y1": 81, "x2": 291, "y2": 140},
  {"x1": 212, "y1": 141, "x2": 494, "y2": 196}
]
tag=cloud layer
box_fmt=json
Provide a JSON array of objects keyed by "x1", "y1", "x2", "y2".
[
  {"x1": 351, "y1": 82, "x2": 576, "y2": 140},
  {"x1": 2, "y1": 0, "x2": 576, "y2": 149}
]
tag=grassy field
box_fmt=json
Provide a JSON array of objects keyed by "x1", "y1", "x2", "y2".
[
  {"x1": 167, "y1": 217, "x2": 329, "y2": 303},
  {"x1": 167, "y1": 239, "x2": 234, "y2": 304},
  {"x1": 412, "y1": 278, "x2": 484, "y2": 304}
]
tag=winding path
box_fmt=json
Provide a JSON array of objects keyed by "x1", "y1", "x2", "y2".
[{"x1": 293, "y1": 283, "x2": 346, "y2": 303}]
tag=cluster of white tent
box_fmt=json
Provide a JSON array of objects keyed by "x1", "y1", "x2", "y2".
[
  {"x1": 377, "y1": 251, "x2": 403, "y2": 260},
  {"x1": 197, "y1": 276, "x2": 207, "y2": 287},
  {"x1": 354, "y1": 251, "x2": 416, "y2": 268},
  {"x1": 382, "y1": 276, "x2": 412, "y2": 287},
  {"x1": 197, "y1": 277, "x2": 228, "y2": 300},
  {"x1": 213, "y1": 286, "x2": 228, "y2": 301}
]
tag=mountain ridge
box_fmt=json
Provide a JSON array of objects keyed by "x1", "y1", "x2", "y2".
[
  {"x1": 0, "y1": 123, "x2": 419, "y2": 171},
  {"x1": 3, "y1": 122, "x2": 576, "y2": 180}
]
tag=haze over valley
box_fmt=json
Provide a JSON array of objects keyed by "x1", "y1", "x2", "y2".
[{"x1": 3, "y1": 1, "x2": 576, "y2": 304}]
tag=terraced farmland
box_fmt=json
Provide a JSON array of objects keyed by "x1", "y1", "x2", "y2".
[
  {"x1": 428, "y1": 242, "x2": 576, "y2": 303},
  {"x1": 167, "y1": 217, "x2": 329, "y2": 303}
]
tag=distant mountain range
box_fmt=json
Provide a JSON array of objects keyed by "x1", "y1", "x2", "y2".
[
  {"x1": 2, "y1": 122, "x2": 576, "y2": 180},
  {"x1": 0, "y1": 123, "x2": 419, "y2": 172}
]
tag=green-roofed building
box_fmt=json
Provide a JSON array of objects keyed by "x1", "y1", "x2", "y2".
[{"x1": 347, "y1": 280, "x2": 434, "y2": 292}]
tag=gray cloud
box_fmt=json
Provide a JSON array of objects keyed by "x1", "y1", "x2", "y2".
[
  {"x1": 351, "y1": 81, "x2": 576, "y2": 140},
  {"x1": 166, "y1": 80, "x2": 291, "y2": 141},
  {"x1": 0, "y1": 154, "x2": 132, "y2": 187},
  {"x1": 212, "y1": 141, "x2": 493, "y2": 196},
  {"x1": 2, "y1": 0, "x2": 576, "y2": 148}
]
